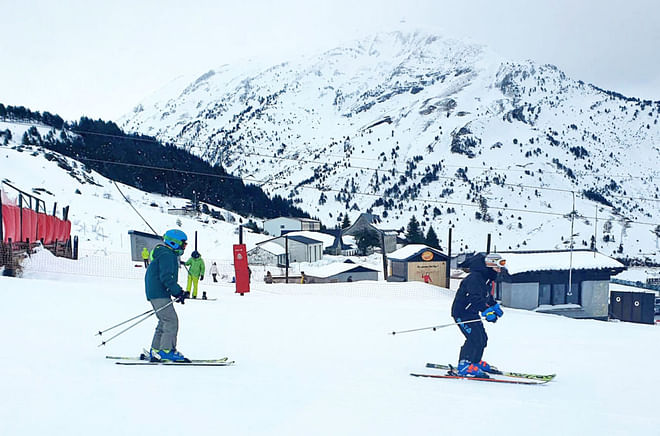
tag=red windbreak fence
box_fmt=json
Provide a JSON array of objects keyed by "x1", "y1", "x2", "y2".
[
  {"x1": 37, "y1": 212, "x2": 48, "y2": 242},
  {"x1": 23, "y1": 208, "x2": 38, "y2": 242},
  {"x1": 2, "y1": 204, "x2": 15, "y2": 243},
  {"x1": 2, "y1": 205, "x2": 71, "y2": 244}
]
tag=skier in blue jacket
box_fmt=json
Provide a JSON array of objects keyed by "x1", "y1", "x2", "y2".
[
  {"x1": 451, "y1": 252, "x2": 505, "y2": 377},
  {"x1": 145, "y1": 229, "x2": 190, "y2": 362}
]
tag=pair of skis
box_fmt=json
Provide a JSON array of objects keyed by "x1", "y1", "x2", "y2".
[
  {"x1": 106, "y1": 352, "x2": 234, "y2": 366},
  {"x1": 411, "y1": 363, "x2": 556, "y2": 385}
]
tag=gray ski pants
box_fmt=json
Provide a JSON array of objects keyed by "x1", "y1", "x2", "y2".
[{"x1": 150, "y1": 298, "x2": 179, "y2": 351}]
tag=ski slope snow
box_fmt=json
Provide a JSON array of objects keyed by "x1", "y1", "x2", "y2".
[{"x1": 1, "y1": 260, "x2": 658, "y2": 436}]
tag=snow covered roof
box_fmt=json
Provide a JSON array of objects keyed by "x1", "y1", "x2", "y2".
[
  {"x1": 254, "y1": 241, "x2": 286, "y2": 256},
  {"x1": 287, "y1": 235, "x2": 323, "y2": 245},
  {"x1": 284, "y1": 231, "x2": 335, "y2": 247},
  {"x1": 387, "y1": 244, "x2": 445, "y2": 261},
  {"x1": 304, "y1": 261, "x2": 380, "y2": 278},
  {"x1": 501, "y1": 251, "x2": 625, "y2": 275}
]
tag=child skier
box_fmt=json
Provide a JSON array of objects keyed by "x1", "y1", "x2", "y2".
[
  {"x1": 451, "y1": 252, "x2": 505, "y2": 378},
  {"x1": 145, "y1": 229, "x2": 190, "y2": 362}
]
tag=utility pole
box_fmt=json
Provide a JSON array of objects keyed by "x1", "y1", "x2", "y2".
[
  {"x1": 381, "y1": 232, "x2": 388, "y2": 281},
  {"x1": 285, "y1": 235, "x2": 289, "y2": 284},
  {"x1": 568, "y1": 191, "x2": 575, "y2": 298}
]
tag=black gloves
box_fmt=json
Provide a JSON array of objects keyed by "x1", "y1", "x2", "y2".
[
  {"x1": 175, "y1": 291, "x2": 190, "y2": 304},
  {"x1": 200, "y1": 275, "x2": 204, "y2": 281}
]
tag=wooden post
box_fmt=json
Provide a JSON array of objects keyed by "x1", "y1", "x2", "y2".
[
  {"x1": 19, "y1": 195, "x2": 23, "y2": 242},
  {"x1": 446, "y1": 228, "x2": 452, "y2": 289},
  {"x1": 0, "y1": 188, "x2": 3, "y2": 244},
  {"x1": 381, "y1": 232, "x2": 388, "y2": 281}
]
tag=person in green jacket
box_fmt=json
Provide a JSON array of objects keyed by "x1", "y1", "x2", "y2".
[
  {"x1": 185, "y1": 250, "x2": 206, "y2": 298},
  {"x1": 141, "y1": 246, "x2": 150, "y2": 267},
  {"x1": 145, "y1": 229, "x2": 190, "y2": 362}
]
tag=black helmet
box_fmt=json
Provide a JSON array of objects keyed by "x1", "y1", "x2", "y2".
[{"x1": 191, "y1": 250, "x2": 200, "y2": 258}]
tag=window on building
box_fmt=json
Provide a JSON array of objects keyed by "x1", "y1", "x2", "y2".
[{"x1": 538, "y1": 282, "x2": 582, "y2": 306}]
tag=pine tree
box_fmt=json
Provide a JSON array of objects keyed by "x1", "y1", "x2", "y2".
[
  {"x1": 341, "y1": 214, "x2": 351, "y2": 229},
  {"x1": 406, "y1": 215, "x2": 424, "y2": 244},
  {"x1": 354, "y1": 229, "x2": 380, "y2": 255},
  {"x1": 425, "y1": 225, "x2": 439, "y2": 248}
]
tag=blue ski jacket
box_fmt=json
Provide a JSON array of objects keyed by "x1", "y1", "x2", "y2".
[
  {"x1": 145, "y1": 244, "x2": 185, "y2": 300},
  {"x1": 451, "y1": 253, "x2": 498, "y2": 319}
]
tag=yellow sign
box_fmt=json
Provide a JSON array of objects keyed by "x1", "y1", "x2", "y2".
[{"x1": 421, "y1": 251, "x2": 434, "y2": 261}]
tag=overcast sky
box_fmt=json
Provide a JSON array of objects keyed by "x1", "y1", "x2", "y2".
[{"x1": 2, "y1": 0, "x2": 659, "y2": 121}]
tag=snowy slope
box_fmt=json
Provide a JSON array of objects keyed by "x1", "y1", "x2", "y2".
[
  {"x1": 1, "y1": 266, "x2": 659, "y2": 436},
  {"x1": 119, "y1": 28, "x2": 660, "y2": 262},
  {"x1": 0, "y1": 137, "x2": 270, "y2": 263}
]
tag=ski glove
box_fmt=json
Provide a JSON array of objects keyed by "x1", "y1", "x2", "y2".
[
  {"x1": 175, "y1": 291, "x2": 190, "y2": 304},
  {"x1": 482, "y1": 303, "x2": 503, "y2": 323},
  {"x1": 200, "y1": 275, "x2": 204, "y2": 281}
]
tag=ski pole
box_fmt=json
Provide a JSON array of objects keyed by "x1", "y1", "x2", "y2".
[
  {"x1": 95, "y1": 309, "x2": 155, "y2": 337},
  {"x1": 97, "y1": 301, "x2": 174, "y2": 347},
  {"x1": 390, "y1": 318, "x2": 483, "y2": 335}
]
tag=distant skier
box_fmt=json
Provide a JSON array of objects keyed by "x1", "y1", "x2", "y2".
[
  {"x1": 141, "y1": 246, "x2": 150, "y2": 267},
  {"x1": 451, "y1": 252, "x2": 505, "y2": 378},
  {"x1": 210, "y1": 262, "x2": 219, "y2": 282},
  {"x1": 185, "y1": 250, "x2": 206, "y2": 298},
  {"x1": 145, "y1": 229, "x2": 190, "y2": 362}
]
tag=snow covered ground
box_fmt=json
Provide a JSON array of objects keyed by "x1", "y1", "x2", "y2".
[{"x1": 2, "y1": 255, "x2": 659, "y2": 436}]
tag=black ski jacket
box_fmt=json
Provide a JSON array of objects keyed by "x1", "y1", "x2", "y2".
[{"x1": 451, "y1": 253, "x2": 498, "y2": 319}]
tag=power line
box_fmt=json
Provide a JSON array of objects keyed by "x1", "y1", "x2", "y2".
[
  {"x1": 9, "y1": 118, "x2": 660, "y2": 206},
  {"x1": 65, "y1": 155, "x2": 660, "y2": 230},
  {"x1": 6, "y1": 117, "x2": 660, "y2": 181}
]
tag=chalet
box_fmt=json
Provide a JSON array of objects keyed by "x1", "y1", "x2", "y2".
[
  {"x1": 342, "y1": 213, "x2": 398, "y2": 254},
  {"x1": 493, "y1": 250, "x2": 626, "y2": 320}
]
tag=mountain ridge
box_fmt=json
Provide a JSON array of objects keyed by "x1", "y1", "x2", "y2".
[{"x1": 120, "y1": 28, "x2": 660, "y2": 260}]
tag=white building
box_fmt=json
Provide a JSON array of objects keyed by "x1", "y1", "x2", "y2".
[
  {"x1": 259, "y1": 234, "x2": 323, "y2": 263},
  {"x1": 496, "y1": 250, "x2": 626, "y2": 320},
  {"x1": 263, "y1": 217, "x2": 321, "y2": 237}
]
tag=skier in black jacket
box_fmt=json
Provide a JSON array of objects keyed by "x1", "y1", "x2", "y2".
[{"x1": 451, "y1": 252, "x2": 505, "y2": 377}]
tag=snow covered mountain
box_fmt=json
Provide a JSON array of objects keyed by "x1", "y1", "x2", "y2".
[
  {"x1": 120, "y1": 28, "x2": 660, "y2": 261},
  {"x1": 0, "y1": 121, "x2": 268, "y2": 261}
]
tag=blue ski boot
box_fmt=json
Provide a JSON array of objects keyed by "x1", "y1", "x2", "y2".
[
  {"x1": 157, "y1": 349, "x2": 191, "y2": 363},
  {"x1": 474, "y1": 360, "x2": 498, "y2": 374},
  {"x1": 456, "y1": 360, "x2": 489, "y2": 378}
]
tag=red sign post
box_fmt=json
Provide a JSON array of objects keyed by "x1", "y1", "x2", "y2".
[{"x1": 233, "y1": 244, "x2": 250, "y2": 294}]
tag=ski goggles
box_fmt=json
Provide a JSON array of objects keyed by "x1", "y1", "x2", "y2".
[{"x1": 485, "y1": 254, "x2": 506, "y2": 268}]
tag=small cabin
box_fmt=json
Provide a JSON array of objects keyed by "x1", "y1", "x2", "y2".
[{"x1": 386, "y1": 244, "x2": 449, "y2": 287}]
